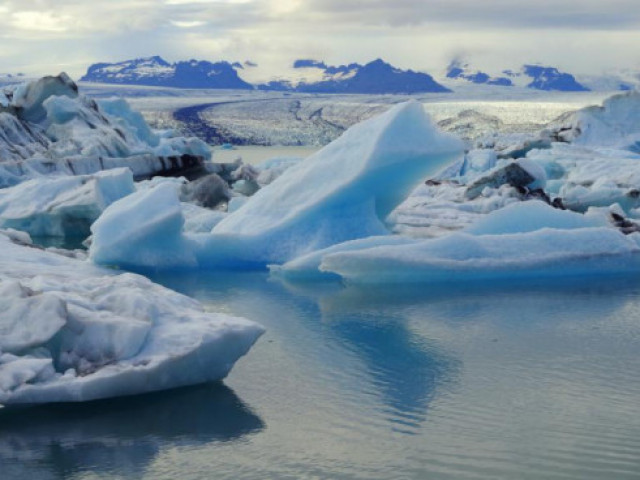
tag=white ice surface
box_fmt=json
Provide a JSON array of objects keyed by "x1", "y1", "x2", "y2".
[
  {"x1": 0, "y1": 74, "x2": 211, "y2": 187},
  {"x1": 546, "y1": 91, "x2": 640, "y2": 149},
  {"x1": 463, "y1": 200, "x2": 607, "y2": 235},
  {"x1": 271, "y1": 235, "x2": 419, "y2": 281},
  {"x1": 0, "y1": 168, "x2": 134, "y2": 237},
  {"x1": 318, "y1": 201, "x2": 640, "y2": 283},
  {"x1": 0, "y1": 231, "x2": 263, "y2": 405},
  {"x1": 320, "y1": 228, "x2": 640, "y2": 284}
]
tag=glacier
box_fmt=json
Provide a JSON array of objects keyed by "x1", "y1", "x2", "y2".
[
  {"x1": 89, "y1": 101, "x2": 463, "y2": 269},
  {"x1": 0, "y1": 230, "x2": 263, "y2": 406}
]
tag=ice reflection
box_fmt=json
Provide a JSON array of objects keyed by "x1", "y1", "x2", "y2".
[
  {"x1": 0, "y1": 383, "x2": 264, "y2": 479},
  {"x1": 157, "y1": 272, "x2": 458, "y2": 434}
]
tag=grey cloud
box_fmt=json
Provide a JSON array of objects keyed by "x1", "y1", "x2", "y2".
[
  {"x1": 298, "y1": 0, "x2": 640, "y2": 29},
  {"x1": 0, "y1": 0, "x2": 639, "y2": 78}
]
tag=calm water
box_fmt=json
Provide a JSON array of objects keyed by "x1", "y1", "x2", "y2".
[
  {"x1": 212, "y1": 145, "x2": 318, "y2": 165},
  {"x1": 2, "y1": 273, "x2": 640, "y2": 479}
]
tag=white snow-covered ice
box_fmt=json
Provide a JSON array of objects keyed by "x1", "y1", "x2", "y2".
[
  {"x1": 0, "y1": 231, "x2": 264, "y2": 406},
  {"x1": 0, "y1": 73, "x2": 211, "y2": 187}
]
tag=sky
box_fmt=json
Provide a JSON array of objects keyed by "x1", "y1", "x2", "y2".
[{"x1": 1, "y1": 0, "x2": 639, "y2": 80}]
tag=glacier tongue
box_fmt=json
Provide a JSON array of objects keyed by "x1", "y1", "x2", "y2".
[
  {"x1": 0, "y1": 231, "x2": 264, "y2": 406},
  {"x1": 89, "y1": 101, "x2": 463, "y2": 269}
]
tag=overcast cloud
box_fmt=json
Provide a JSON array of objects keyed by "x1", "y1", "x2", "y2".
[{"x1": 0, "y1": 0, "x2": 638, "y2": 78}]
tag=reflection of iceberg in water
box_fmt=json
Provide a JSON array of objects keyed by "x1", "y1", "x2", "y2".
[
  {"x1": 321, "y1": 274, "x2": 638, "y2": 325},
  {"x1": 0, "y1": 383, "x2": 264, "y2": 478},
  {"x1": 326, "y1": 314, "x2": 458, "y2": 433},
  {"x1": 154, "y1": 272, "x2": 458, "y2": 435}
]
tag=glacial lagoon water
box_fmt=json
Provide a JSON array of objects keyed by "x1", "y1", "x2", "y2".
[{"x1": 2, "y1": 272, "x2": 640, "y2": 479}]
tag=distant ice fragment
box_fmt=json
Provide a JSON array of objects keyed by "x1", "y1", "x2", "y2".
[
  {"x1": 545, "y1": 91, "x2": 640, "y2": 149},
  {"x1": 464, "y1": 201, "x2": 606, "y2": 235}
]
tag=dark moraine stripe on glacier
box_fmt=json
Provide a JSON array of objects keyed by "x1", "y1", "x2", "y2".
[
  {"x1": 173, "y1": 98, "x2": 299, "y2": 146},
  {"x1": 172, "y1": 102, "x2": 222, "y2": 145},
  {"x1": 173, "y1": 101, "x2": 269, "y2": 146}
]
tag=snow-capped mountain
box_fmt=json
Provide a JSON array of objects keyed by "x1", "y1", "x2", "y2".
[
  {"x1": 81, "y1": 56, "x2": 638, "y2": 93},
  {"x1": 446, "y1": 60, "x2": 513, "y2": 86},
  {"x1": 81, "y1": 56, "x2": 253, "y2": 89},
  {"x1": 260, "y1": 58, "x2": 450, "y2": 94},
  {"x1": 521, "y1": 65, "x2": 589, "y2": 91},
  {"x1": 576, "y1": 69, "x2": 640, "y2": 92},
  {"x1": 445, "y1": 61, "x2": 592, "y2": 92},
  {"x1": 82, "y1": 57, "x2": 449, "y2": 94}
]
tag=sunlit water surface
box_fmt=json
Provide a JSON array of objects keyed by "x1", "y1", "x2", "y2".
[{"x1": 2, "y1": 273, "x2": 640, "y2": 479}]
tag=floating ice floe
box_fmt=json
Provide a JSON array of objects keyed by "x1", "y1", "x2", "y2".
[
  {"x1": 271, "y1": 235, "x2": 419, "y2": 281},
  {"x1": 0, "y1": 231, "x2": 263, "y2": 406},
  {"x1": 388, "y1": 153, "x2": 551, "y2": 238},
  {"x1": 526, "y1": 143, "x2": 640, "y2": 213},
  {"x1": 315, "y1": 202, "x2": 640, "y2": 284},
  {"x1": 90, "y1": 101, "x2": 463, "y2": 269}
]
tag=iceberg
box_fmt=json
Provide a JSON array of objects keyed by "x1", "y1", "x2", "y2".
[
  {"x1": 545, "y1": 91, "x2": 640, "y2": 149},
  {"x1": 274, "y1": 201, "x2": 640, "y2": 283},
  {"x1": 463, "y1": 200, "x2": 606, "y2": 235},
  {"x1": 0, "y1": 168, "x2": 134, "y2": 238},
  {"x1": 271, "y1": 235, "x2": 419, "y2": 281},
  {"x1": 90, "y1": 182, "x2": 199, "y2": 269},
  {"x1": 0, "y1": 73, "x2": 211, "y2": 187},
  {"x1": 320, "y1": 227, "x2": 640, "y2": 284},
  {"x1": 210, "y1": 101, "x2": 462, "y2": 260},
  {"x1": 90, "y1": 101, "x2": 463, "y2": 269},
  {"x1": 0, "y1": 231, "x2": 263, "y2": 406}
]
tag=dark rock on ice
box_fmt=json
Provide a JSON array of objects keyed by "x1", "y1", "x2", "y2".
[
  {"x1": 465, "y1": 163, "x2": 536, "y2": 200},
  {"x1": 180, "y1": 174, "x2": 231, "y2": 209}
]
